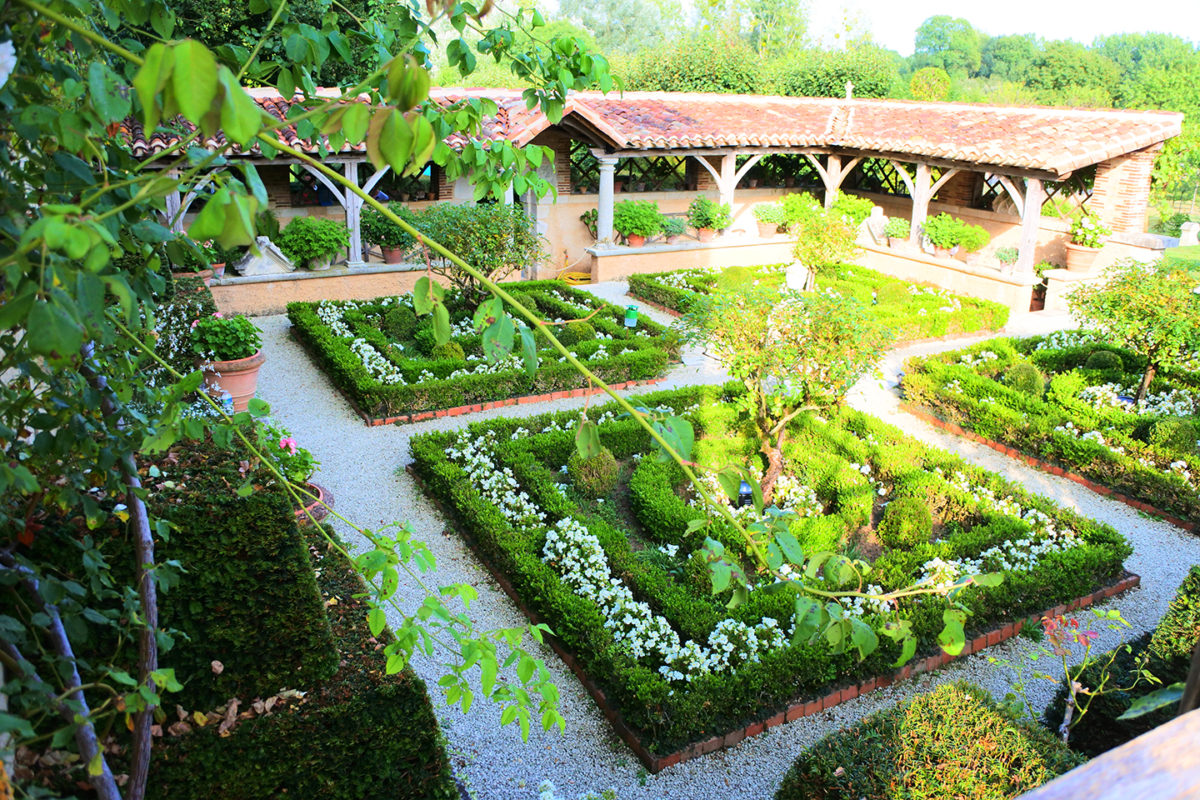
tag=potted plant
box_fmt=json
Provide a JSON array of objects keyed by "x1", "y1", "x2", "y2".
[
  {"x1": 956, "y1": 223, "x2": 991, "y2": 263},
  {"x1": 995, "y1": 246, "x2": 1019, "y2": 271},
  {"x1": 580, "y1": 208, "x2": 598, "y2": 240},
  {"x1": 1065, "y1": 212, "x2": 1111, "y2": 272},
  {"x1": 613, "y1": 200, "x2": 662, "y2": 247},
  {"x1": 361, "y1": 203, "x2": 417, "y2": 264},
  {"x1": 166, "y1": 235, "x2": 214, "y2": 285},
  {"x1": 753, "y1": 203, "x2": 785, "y2": 238},
  {"x1": 190, "y1": 312, "x2": 264, "y2": 413},
  {"x1": 277, "y1": 216, "x2": 350, "y2": 270},
  {"x1": 258, "y1": 420, "x2": 329, "y2": 524},
  {"x1": 687, "y1": 196, "x2": 732, "y2": 242},
  {"x1": 923, "y1": 213, "x2": 964, "y2": 257},
  {"x1": 883, "y1": 216, "x2": 910, "y2": 246},
  {"x1": 661, "y1": 215, "x2": 686, "y2": 244}
]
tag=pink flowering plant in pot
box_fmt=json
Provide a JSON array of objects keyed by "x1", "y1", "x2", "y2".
[{"x1": 258, "y1": 421, "x2": 319, "y2": 484}]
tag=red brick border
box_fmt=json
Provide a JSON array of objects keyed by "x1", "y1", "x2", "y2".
[
  {"x1": 900, "y1": 403, "x2": 1198, "y2": 533},
  {"x1": 408, "y1": 467, "x2": 1139, "y2": 773}
]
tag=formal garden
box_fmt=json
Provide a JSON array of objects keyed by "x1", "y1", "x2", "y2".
[{"x1": 3, "y1": 2, "x2": 1200, "y2": 800}]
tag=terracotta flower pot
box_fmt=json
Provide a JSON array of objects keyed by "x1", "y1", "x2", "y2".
[
  {"x1": 666, "y1": 235, "x2": 684, "y2": 245},
  {"x1": 1064, "y1": 242, "x2": 1101, "y2": 272},
  {"x1": 211, "y1": 263, "x2": 226, "y2": 279},
  {"x1": 294, "y1": 482, "x2": 332, "y2": 525},
  {"x1": 202, "y1": 349, "x2": 265, "y2": 413},
  {"x1": 696, "y1": 227, "x2": 716, "y2": 243},
  {"x1": 172, "y1": 268, "x2": 214, "y2": 286},
  {"x1": 757, "y1": 221, "x2": 776, "y2": 239},
  {"x1": 308, "y1": 254, "x2": 333, "y2": 271},
  {"x1": 381, "y1": 247, "x2": 405, "y2": 264},
  {"x1": 933, "y1": 246, "x2": 954, "y2": 258},
  {"x1": 625, "y1": 233, "x2": 646, "y2": 248}
]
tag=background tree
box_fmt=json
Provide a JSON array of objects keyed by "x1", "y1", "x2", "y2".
[
  {"x1": 746, "y1": 0, "x2": 809, "y2": 58},
  {"x1": 625, "y1": 32, "x2": 763, "y2": 93},
  {"x1": 557, "y1": 0, "x2": 672, "y2": 55},
  {"x1": 1026, "y1": 41, "x2": 1121, "y2": 105},
  {"x1": 1068, "y1": 260, "x2": 1200, "y2": 403},
  {"x1": 979, "y1": 34, "x2": 1040, "y2": 82},
  {"x1": 772, "y1": 44, "x2": 901, "y2": 98},
  {"x1": 910, "y1": 66, "x2": 952, "y2": 101},
  {"x1": 682, "y1": 285, "x2": 891, "y2": 501},
  {"x1": 912, "y1": 15, "x2": 983, "y2": 78}
]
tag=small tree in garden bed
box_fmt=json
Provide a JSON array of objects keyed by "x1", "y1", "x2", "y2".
[
  {"x1": 683, "y1": 283, "x2": 892, "y2": 501},
  {"x1": 414, "y1": 203, "x2": 547, "y2": 305},
  {"x1": 790, "y1": 209, "x2": 860, "y2": 287},
  {"x1": 1069, "y1": 259, "x2": 1200, "y2": 403}
]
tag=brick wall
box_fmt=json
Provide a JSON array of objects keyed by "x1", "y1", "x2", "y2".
[
  {"x1": 934, "y1": 170, "x2": 981, "y2": 208},
  {"x1": 261, "y1": 164, "x2": 293, "y2": 209},
  {"x1": 435, "y1": 164, "x2": 453, "y2": 201},
  {"x1": 1089, "y1": 144, "x2": 1161, "y2": 235},
  {"x1": 692, "y1": 156, "x2": 720, "y2": 190}
]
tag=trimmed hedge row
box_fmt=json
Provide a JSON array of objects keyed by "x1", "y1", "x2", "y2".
[
  {"x1": 148, "y1": 526, "x2": 457, "y2": 800},
  {"x1": 288, "y1": 280, "x2": 677, "y2": 419},
  {"x1": 775, "y1": 682, "x2": 1084, "y2": 800},
  {"x1": 1048, "y1": 565, "x2": 1200, "y2": 756},
  {"x1": 627, "y1": 263, "x2": 1010, "y2": 341},
  {"x1": 902, "y1": 336, "x2": 1200, "y2": 524},
  {"x1": 411, "y1": 384, "x2": 1129, "y2": 755}
]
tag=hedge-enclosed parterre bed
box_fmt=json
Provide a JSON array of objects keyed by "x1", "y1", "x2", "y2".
[
  {"x1": 775, "y1": 682, "x2": 1084, "y2": 800},
  {"x1": 902, "y1": 331, "x2": 1200, "y2": 525},
  {"x1": 627, "y1": 263, "x2": 1010, "y2": 341},
  {"x1": 287, "y1": 280, "x2": 678, "y2": 422},
  {"x1": 410, "y1": 384, "x2": 1129, "y2": 758}
]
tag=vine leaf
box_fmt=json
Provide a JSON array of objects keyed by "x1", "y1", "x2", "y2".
[
  {"x1": 518, "y1": 324, "x2": 538, "y2": 377},
  {"x1": 938, "y1": 608, "x2": 968, "y2": 656},
  {"x1": 574, "y1": 418, "x2": 601, "y2": 459}
]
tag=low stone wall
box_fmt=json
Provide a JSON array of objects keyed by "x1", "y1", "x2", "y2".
[
  {"x1": 210, "y1": 264, "x2": 450, "y2": 316},
  {"x1": 858, "y1": 243, "x2": 1038, "y2": 313},
  {"x1": 586, "y1": 235, "x2": 795, "y2": 283}
]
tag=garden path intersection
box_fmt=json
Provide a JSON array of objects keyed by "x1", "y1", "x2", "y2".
[{"x1": 255, "y1": 283, "x2": 1199, "y2": 800}]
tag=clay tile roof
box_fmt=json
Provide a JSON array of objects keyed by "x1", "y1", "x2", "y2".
[{"x1": 118, "y1": 88, "x2": 1183, "y2": 178}]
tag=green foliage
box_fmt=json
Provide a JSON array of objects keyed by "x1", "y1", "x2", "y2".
[
  {"x1": 776, "y1": 682, "x2": 1083, "y2": 800},
  {"x1": 830, "y1": 193, "x2": 875, "y2": 225},
  {"x1": 780, "y1": 192, "x2": 823, "y2": 226},
  {"x1": 383, "y1": 305, "x2": 419, "y2": 341},
  {"x1": 1149, "y1": 566, "x2": 1200, "y2": 662},
  {"x1": 922, "y1": 214, "x2": 987, "y2": 251},
  {"x1": 753, "y1": 203, "x2": 786, "y2": 225},
  {"x1": 877, "y1": 497, "x2": 932, "y2": 549},
  {"x1": 957, "y1": 222, "x2": 991, "y2": 253},
  {"x1": 258, "y1": 421, "x2": 320, "y2": 484},
  {"x1": 913, "y1": 15, "x2": 983, "y2": 77},
  {"x1": 910, "y1": 66, "x2": 952, "y2": 100},
  {"x1": 559, "y1": 320, "x2": 597, "y2": 346},
  {"x1": 626, "y1": 32, "x2": 762, "y2": 93},
  {"x1": 568, "y1": 446, "x2": 620, "y2": 498},
  {"x1": 190, "y1": 313, "x2": 263, "y2": 361},
  {"x1": 414, "y1": 203, "x2": 547, "y2": 302},
  {"x1": 1005, "y1": 362, "x2": 1045, "y2": 396},
  {"x1": 613, "y1": 200, "x2": 664, "y2": 238},
  {"x1": 429, "y1": 341, "x2": 466, "y2": 361},
  {"x1": 1083, "y1": 349, "x2": 1124, "y2": 371},
  {"x1": 883, "y1": 217, "x2": 910, "y2": 239},
  {"x1": 361, "y1": 203, "x2": 419, "y2": 249},
  {"x1": 1148, "y1": 418, "x2": 1198, "y2": 452},
  {"x1": 995, "y1": 246, "x2": 1019, "y2": 265},
  {"x1": 148, "y1": 527, "x2": 456, "y2": 800},
  {"x1": 791, "y1": 208, "x2": 860, "y2": 273},
  {"x1": 686, "y1": 196, "x2": 733, "y2": 230},
  {"x1": 277, "y1": 217, "x2": 351, "y2": 268},
  {"x1": 660, "y1": 215, "x2": 687, "y2": 237},
  {"x1": 773, "y1": 45, "x2": 899, "y2": 99},
  {"x1": 1069, "y1": 212, "x2": 1111, "y2": 247}
]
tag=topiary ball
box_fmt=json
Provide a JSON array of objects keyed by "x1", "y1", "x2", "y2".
[
  {"x1": 1005, "y1": 362, "x2": 1045, "y2": 396},
  {"x1": 382, "y1": 305, "x2": 418, "y2": 341},
  {"x1": 877, "y1": 496, "x2": 933, "y2": 549},
  {"x1": 505, "y1": 291, "x2": 538, "y2": 314},
  {"x1": 429, "y1": 341, "x2": 466, "y2": 361},
  {"x1": 1148, "y1": 418, "x2": 1199, "y2": 453},
  {"x1": 567, "y1": 446, "x2": 619, "y2": 499},
  {"x1": 1084, "y1": 350, "x2": 1124, "y2": 372},
  {"x1": 559, "y1": 320, "x2": 596, "y2": 347}
]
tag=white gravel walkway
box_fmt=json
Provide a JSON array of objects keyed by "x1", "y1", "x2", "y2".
[{"x1": 253, "y1": 284, "x2": 1200, "y2": 800}]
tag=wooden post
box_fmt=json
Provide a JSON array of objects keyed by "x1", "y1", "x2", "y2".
[
  {"x1": 344, "y1": 160, "x2": 362, "y2": 265},
  {"x1": 1015, "y1": 178, "x2": 1045, "y2": 275},
  {"x1": 909, "y1": 162, "x2": 932, "y2": 244}
]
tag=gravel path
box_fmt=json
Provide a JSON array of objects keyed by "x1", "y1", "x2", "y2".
[{"x1": 253, "y1": 285, "x2": 1200, "y2": 800}]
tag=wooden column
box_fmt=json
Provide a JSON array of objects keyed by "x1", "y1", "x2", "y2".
[
  {"x1": 803, "y1": 154, "x2": 862, "y2": 209},
  {"x1": 909, "y1": 163, "x2": 932, "y2": 244},
  {"x1": 1015, "y1": 178, "x2": 1045, "y2": 275}
]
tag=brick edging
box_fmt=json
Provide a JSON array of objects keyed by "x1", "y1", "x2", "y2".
[
  {"x1": 407, "y1": 467, "x2": 1140, "y2": 773},
  {"x1": 900, "y1": 403, "x2": 1198, "y2": 533}
]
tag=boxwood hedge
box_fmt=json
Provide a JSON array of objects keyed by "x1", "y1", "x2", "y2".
[
  {"x1": 902, "y1": 334, "x2": 1200, "y2": 524},
  {"x1": 411, "y1": 384, "x2": 1129, "y2": 756},
  {"x1": 288, "y1": 280, "x2": 678, "y2": 420},
  {"x1": 775, "y1": 682, "x2": 1083, "y2": 800},
  {"x1": 628, "y1": 263, "x2": 1010, "y2": 341}
]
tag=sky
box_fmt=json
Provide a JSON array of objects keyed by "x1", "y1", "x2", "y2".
[{"x1": 806, "y1": 0, "x2": 1200, "y2": 54}]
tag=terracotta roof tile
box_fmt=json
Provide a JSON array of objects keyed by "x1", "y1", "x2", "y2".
[{"x1": 118, "y1": 88, "x2": 1182, "y2": 177}]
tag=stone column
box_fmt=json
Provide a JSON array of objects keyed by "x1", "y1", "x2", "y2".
[
  {"x1": 596, "y1": 155, "x2": 618, "y2": 245},
  {"x1": 1016, "y1": 178, "x2": 1045, "y2": 275}
]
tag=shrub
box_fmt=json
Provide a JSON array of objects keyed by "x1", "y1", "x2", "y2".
[
  {"x1": 1069, "y1": 212, "x2": 1111, "y2": 247},
  {"x1": 791, "y1": 209, "x2": 860, "y2": 275},
  {"x1": 776, "y1": 682, "x2": 1083, "y2": 800},
  {"x1": 996, "y1": 246, "x2": 1019, "y2": 266},
  {"x1": 277, "y1": 216, "x2": 350, "y2": 268},
  {"x1": 660, "y1": 215, "x2": 686, "y2": 237},
  {"x1": 558, "y1": 320, "x2": 596, "y2": 346},
  {"x1": 625, "y1": 32, "x2": 762, "y2": 94},
  {"x1": 190, "y1": 313, "x2": 263, "y2": 361},
  {"x1": 753, "y1": 203, "x2": 786, "y2": 225},
  {"x1": 686, "y1": 196, "x2": 732, "y2": 230},
  {"x1": 361, "y1": 202, "x2": 419, "y2": 249},
  {"x1": 383, "y1": 305, "x2": 419, "y2": 341},
  {"x1": 772, "y1": 45, "x2": 899, "y2": 99},
  {"x1": 958, "y1": 223, "x2": 991, "y2": 253},
  {"x1": 923, "y1": 213, "x2": 964, "y2": 249},
  {"x1": 1083, "y1": 349, "x2": 1123, "y2": 371},
  {"x1": 1005, "y1": 362, "x2": 1045, "y2": 396},
  {"x1": 429, "y1": 341, "x2": 465, "y2": 361},
  {"x1": 613, "y1": 200, "x2": 663, "y2": 239},
  {"x1": 780, "y1": 192, "x2": 822, "y2": 226},
  {"x1": 165, "y1": 234, "x2": 212, "y2": 272},
  {"x1": 883, "y1": 217, "x2": 910, "y2": 239},
  {"x1": 1148, "y1": 418, "x2": 1198, "y2": 452},
  {"x1": 568, "y1": 446, "x2": 619, "y2": 498},
  {"x1": 830, "y1": 193, "x2": 875, "y2": 225},
  {"x1": 877, "y1": 496, "x2": 932, "y2": 549}
]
